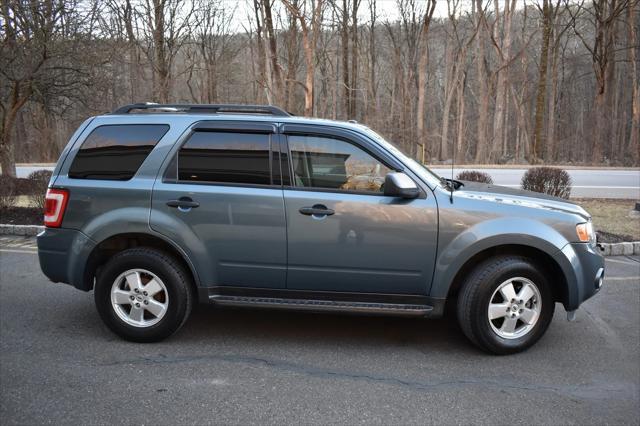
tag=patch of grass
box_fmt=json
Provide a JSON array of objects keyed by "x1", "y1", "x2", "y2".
[{"x1": 573, "y1": 198, "x2": 640, "y2": 242}]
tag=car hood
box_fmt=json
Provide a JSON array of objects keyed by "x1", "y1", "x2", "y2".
[{"x1": 453, "y1": 181, "x2": 590, "y2": 220}]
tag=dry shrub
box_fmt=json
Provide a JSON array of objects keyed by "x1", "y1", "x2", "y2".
[
  {"x1": 456, "y1": 170, "x2": 494, "y2": 184},
  {"x1": 0, "y1": 175, "x2": 17, "y2": 209},
  {"x1": 521, "y1": 167, "x2": 572, "y2": 199},
  {"x1": 26, "y1": 170, "x2": 53, "y2": 209}
]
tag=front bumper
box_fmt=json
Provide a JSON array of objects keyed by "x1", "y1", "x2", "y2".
[
  {"x1": 37, "y1": 227, "x2": 96, "y2": 291},
  {"x1": 554, "y1": 242, "x2": 605, "y2": 311}
]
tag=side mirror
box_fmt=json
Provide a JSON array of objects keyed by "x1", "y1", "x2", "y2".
[{"x1": 383, "y1": 172, "x2": 420, "y2": 199}]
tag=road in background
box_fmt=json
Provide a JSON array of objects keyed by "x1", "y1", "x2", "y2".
[
  {"x1": 14, "y1": 165, "x2": 640, "y2": 199},
  {"x1": 16, "y1": 165, "x2": 54, "y2": 178},
  {"x1": 1, "y1": 243, "x2": 639, "y2": 425},
  {"x1": 432, "y1": 167, "x2": 640, "y2": 199}
]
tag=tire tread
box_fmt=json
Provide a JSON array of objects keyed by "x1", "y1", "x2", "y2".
[
  {"x1": 94, "y1": 247, "x2": 194, "y2": 342},
  {"x1": 457, "y1": 255, "x2": 554, "y2": 355}
]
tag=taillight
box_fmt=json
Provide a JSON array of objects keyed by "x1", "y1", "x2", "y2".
[{"x1": 44, "y1": 188, "x2": 69, "y2": 228}]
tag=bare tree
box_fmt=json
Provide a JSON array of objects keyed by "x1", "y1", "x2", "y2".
[
  {"x1": 473, "y1": 0, "x2": 491, "y2": 163},
  {"x1": 532, "y1": 0, "x2": 557, "y2": 161},
  {"x1": 0, "y1": 0, "x2": 98, "y2": 176},
  {"x1": 568, "y1": 0, "x2": 631, "y2": 162},
  {"x1": 364, "y1": 0, "x2": 379, "y2": 123},
  {"x1": 628, "y1": 0, "x2": 640, "y2": 165},
  {"x1": 136, "y1": 0, "x2": 195, "y2": 103},
  {"x1": 489, "y1": 0, "x2": 517, "y2": 163},
  {"x1": 190, "y1": 0, "x2": 238, "y2": 104},
  {"x1": 415, "y1": 0, "x2": 437, "y2": 162},
  {"x1": 339, "y1": 0, "x2": 350, "y2": 117},
  {"x1": 3, "y1": 0, "x2": 639, "y2": 168},
  {"x1": 281, "y1": 0, "x2": 325, "y2": 116},
  {"x1": 440, "y1": 0, "x2": 475, "y2": 161}
]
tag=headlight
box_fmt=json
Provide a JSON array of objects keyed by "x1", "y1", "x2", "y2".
[{"x1": 576, "y1": 222, "x2": 596, "y2": 245}]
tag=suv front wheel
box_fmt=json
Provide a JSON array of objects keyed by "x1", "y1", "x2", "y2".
[
  {"x1": 94, "y1": 247, "x2": 194, "y2": 342},
  {"x1": 457, "y1": 255, "x2": 555, "y2": 354}
]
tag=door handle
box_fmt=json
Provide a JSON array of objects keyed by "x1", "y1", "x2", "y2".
[
  {"x1": 166, "y1": 197, "x2": 200, "y2": 209},
  {"x1": 299, "y1": 204, "x2": 335, "y2": 216}
]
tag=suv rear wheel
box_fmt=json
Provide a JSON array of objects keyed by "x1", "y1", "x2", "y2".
[
  {"x1": 457, "y1": 256, "x2": 555, "y2": 354},
  {"x1": 94, "y1": 247, "x2": 194, "y2": 342}
]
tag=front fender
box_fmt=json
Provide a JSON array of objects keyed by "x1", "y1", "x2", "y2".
[{"x1": 430, "y1": 217, "x2": 570, "y2": 299}]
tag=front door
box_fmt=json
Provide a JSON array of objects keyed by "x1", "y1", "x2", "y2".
[
  {"x1": 282, "y1": 126, "x2": 438, "y2": 295},
  {"x1": 150, "y1": 122, "x2": 287, "y2": 289}
]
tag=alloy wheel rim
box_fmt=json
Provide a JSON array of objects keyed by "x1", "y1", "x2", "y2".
[
  {"x1": 488, "y1": 277, "x2": 542, "y2": 339},
  {"x1": 110, "y1": 268, "x2": 169, "y2": 328}
]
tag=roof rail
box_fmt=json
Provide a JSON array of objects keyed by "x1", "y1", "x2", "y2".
[{"x1": 111, "y1": 103, "x2": 291, "y2": 117}]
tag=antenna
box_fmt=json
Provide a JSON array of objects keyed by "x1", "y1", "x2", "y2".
[{"x1": 450, "y1": 136, "x2": 455, "y2": 203}]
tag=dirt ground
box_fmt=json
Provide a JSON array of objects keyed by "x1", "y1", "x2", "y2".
[{"x1": 0, "y1": 207, "x2": 42, "y2": 225}]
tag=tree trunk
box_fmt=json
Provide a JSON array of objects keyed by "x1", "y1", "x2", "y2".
[
  {"x1": 415, "y1": 1, "x2": 436, "y2": 162},
  {"x1": 532, "y1": 0, "x2": 552, "y2": 162},
  {"x1": 341, "y1": 0, "x2": 350, "y2": 118},
  {"x1": 349, "y1": 0, "x2": 359, "y2": 119},
  {"x1": 629, "y1": 0, "x2": 640, "y2": 165},
  {"x1": 123, "y1": 0, "x2": 140, "y2": 102},
  {"x1": 510, "y1": 84, "x2": 531, "y2": 161},
  {"x1": 302, "y1": 31, "x2": 314, "y2": 115},
  {"x1": 546, "y1": 39, "x2": 560, "y2": 162},
  {"x1": 252, "y1": 0, "x2": 268, "y2": 103},
  {"x1": 0, "y1": 83, "x2": 30, "y2": 177},
  {"x1": 263, "y1": 0, "x2": 285, "y2": 106},
  {"x1": 490, "y1": 0, "x2": 515, "y2": 163},
  {"x1": 603, "y1": 17, "x2": 618, "y2": 162},
  {"x1": 440, "y1": 41, "x2": 458, "y2": 161},
  {"x1": 284, "y1": 14, "x2": 298, "y2": 111},
  {"x1": 0, "y1": 132, "x2": 16, "y2": 178},
  {"x1": 474, "y1": 0, "x2": 490, "y2": 162},
  {"x1": 366, "y1": 0, "x2": 378, "y2": 124},
  {"x1": 151, "y1": 0, "x2": 170, "y2": 103}
]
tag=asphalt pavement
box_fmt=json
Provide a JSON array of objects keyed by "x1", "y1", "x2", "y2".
[
  {"x1": 14, "y1": 165, "x2": 640, "y2": 199},
  {"x1": 431, "y1": 167, "x2": 640, "y2": 199},
  {"x1": 1, "y1": 239, "x2": 639, "y2": 425}
]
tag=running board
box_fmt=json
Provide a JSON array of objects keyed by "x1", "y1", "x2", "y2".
[{"x1": 209, "y1": 295, "x2": 433, "y2": 317}]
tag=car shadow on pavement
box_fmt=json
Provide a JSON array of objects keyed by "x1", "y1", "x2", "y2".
[{"x1": 173, "y1": 304, "x2": 476, "y2": 355}]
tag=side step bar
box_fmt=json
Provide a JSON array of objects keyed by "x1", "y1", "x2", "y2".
[{"x1": 209, "y1": 295, "x2": 433, "y2": 317}]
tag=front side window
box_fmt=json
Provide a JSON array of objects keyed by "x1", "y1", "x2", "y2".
[
  {"x1": 288, "y1": 135, "x2": 391, "y2": 193},
  {"x1": 177, "y1": 131, "x2": 271, "y2": 185},
  {"x1": 69, "y1": 124, "x2": 169, "y2": 180}
]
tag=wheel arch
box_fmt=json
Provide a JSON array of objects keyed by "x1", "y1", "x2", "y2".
[
  {"x1": 81, "y1": 232, "x2": 201, "y2": 295},
  {"x1": 440, "y1": 244, "x2": 570, "y2": 310}
]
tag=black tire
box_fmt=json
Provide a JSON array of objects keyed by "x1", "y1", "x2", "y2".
[
  {"x1": 94, "y1": 247, "x2": 194, "y2": 342},
  {"x1": 456, "y1": 255, "x2": 555, "y2": 355}
]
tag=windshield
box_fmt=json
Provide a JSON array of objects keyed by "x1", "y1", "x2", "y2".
[{"x1": 356, "y1": 125, "x2": 443, "y2": 188}]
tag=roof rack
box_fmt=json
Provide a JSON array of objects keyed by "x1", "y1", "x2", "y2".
[{"x1": 111, "y1": 103, "x2": 291, "y2": 117}]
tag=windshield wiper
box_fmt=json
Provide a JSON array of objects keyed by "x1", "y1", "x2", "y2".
[{"x1": 440, "y1": 177, "x2": 464, "y2": 190}]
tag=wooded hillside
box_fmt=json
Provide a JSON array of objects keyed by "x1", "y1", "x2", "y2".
[{"x1": 1, "y1": 0, "x2": 639, "y2": 176}]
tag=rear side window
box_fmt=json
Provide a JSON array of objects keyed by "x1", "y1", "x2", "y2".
[
  {"x1": 176, "y1": 131, "x2": 271, "y2": 185},
  {"x1": 69, "y1": 124, "x2": 169, "y2": 180}
]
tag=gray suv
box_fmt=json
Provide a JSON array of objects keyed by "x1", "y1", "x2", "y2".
[{"x1": 37, "y1": 103, "x2": 604, "y2": 354}]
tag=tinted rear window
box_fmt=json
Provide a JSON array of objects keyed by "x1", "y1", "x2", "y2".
[
  {"x1": 69, "y1": 124, "x2": 169, "y2": 180},
  {"x1": 177, "y1": 131, "x2": 271, "y2": 185}
]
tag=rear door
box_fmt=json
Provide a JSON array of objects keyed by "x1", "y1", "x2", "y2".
[
  {"x1": 281, "y1": 124, "x2": 438, "y2": 295},
  {"x1": 150, "y1": 121, "x2": 287, "y2": 289}
]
